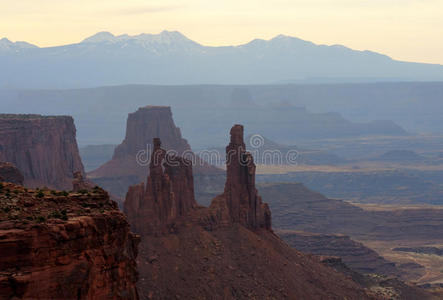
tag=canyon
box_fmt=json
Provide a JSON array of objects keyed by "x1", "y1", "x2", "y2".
[
  {"x1": 124, "y1": 124, "x2": 422, "y2": 299},
  {"x1": 0, "y1": 109, "x2": 441, "y2": 298}
]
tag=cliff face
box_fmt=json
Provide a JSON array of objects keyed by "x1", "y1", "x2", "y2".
[
  {"x1": 0, "y1": 114, "x2": 85, "y2": 190},
  {"x1": 89, "y1": 106, "x2": 221, "y2": 200},
  {"x1": 0, "y1": 162, "x2": 24, "y2": 185},
  {"x1": 124, "y1": 138, "x2": 196, "y2": 236},
  {"x1": 126, "y1": 125, "x2": 372, "y2": 299},
  {"x1": 0, "y1": 182, "x2": 139, "y2": 299}
]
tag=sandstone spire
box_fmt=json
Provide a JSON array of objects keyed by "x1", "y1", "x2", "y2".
[
  {"x1": 124, "y1": 138, "x2": 196, "y2": 235},
  {"x1": 223, "y1": 124, "x2": 271, "y2": 230}
]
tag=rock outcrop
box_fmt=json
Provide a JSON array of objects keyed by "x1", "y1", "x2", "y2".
[
  {"x1": 89, "y1": 106, "x2": 222, "y2": 200},
  {"x1": 127, "y1": 125, "x2": 373, "y2": 299},
  {"x1": 222, "y1": 124, "x2": 271, "y2": 230},
  {"x1": 0, "y1": 182, "x2": 139, "y2": 299},
  {"x1": 0, "y1": 162, "x2": 24, "y2": 185},
  {"x1": 124, "y1": 138, "x2": 196, "y2": 235},
  {"x1": 0, "y1": 114, "x2": 85, "y2": 190}
]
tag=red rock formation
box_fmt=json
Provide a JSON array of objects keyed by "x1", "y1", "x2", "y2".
[
  {"x1": 0, "y1": 162, "x2": 24, "y2": 185},
  {"x1": 125, "y1": 125, "x2": 271, "y2": 234},
  {"x1": 128, "y1": 125, "x2": 375, "y2": 299},
  {"x1": 0, "y1": 114, "x2": 85, "y2": 190},
  {"x1": 0, "y1": 182, "x2": 139, "y2": 299},
  {"x1": 124, "y1": 138, "x2": 197, "y2": 236},
  {"x1": 88, "y1": 106, "x2": 222, "y2": 199},
  {"x1": 221, "y1": 124, "x2": 271, "y2": 230}
]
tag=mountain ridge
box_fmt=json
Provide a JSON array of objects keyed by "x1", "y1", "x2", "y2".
[
  {"x1": 2, "y1": 30, "x2": 443, "y2": 88},
  {"x1": 0, "y1": 30, "x2": 407, "y2": 63}
]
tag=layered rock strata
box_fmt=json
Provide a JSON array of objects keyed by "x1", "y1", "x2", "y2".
[
  {"x1": 278, "y1": 230, "x2": 401, "y2": 277},
  {"x1": 0, "y1": 182, "x2": 139, "y2": 299}
]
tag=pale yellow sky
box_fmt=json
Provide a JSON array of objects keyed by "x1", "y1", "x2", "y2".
[{"x1": 1, "y1": 0, "x2": 442, "y2": 64}]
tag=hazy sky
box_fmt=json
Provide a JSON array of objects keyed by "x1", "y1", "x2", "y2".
[{"x1": 1, "y1": 0, "x2": 442, "y2": 64}]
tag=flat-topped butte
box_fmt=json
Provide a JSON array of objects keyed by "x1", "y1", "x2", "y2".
[{"x1": 0, "y1": 114, "x2": 70, "y2": 120}]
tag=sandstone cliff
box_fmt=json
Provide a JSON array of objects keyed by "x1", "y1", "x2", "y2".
[
  {"x1": 0, "y1": 114, "x2": 85, "y2": 190},
  {"x1": 126, "y1": 125, "x2": 373, "y2": 299},
  {"x1": 88, "y1": 106, "x2": 222, "y2": 200},
  {"x1": 0, "y1": 182, "x2": 139, "y2": 299},
  {"x1": 0, "y1": 162, "x2": 24, "y2": 185}
]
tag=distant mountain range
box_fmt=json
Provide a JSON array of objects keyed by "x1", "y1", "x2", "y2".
[{"x1": 1, "y1": 30, "x2": 443, "y2": 88}]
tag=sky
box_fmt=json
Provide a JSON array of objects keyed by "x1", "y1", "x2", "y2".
[{"x1": 1, "y1": 0, "x2": 443, "y2": 64}]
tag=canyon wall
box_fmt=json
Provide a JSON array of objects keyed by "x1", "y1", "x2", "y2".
[
  {"x1": 0, "y1": 182, "x2": 139, "y2": 299},
  {"x1": 0, "y1": 114, "x2": 84, "y2": 190}
]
